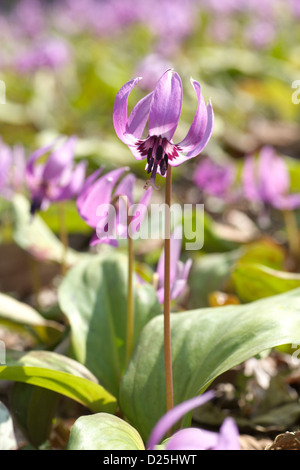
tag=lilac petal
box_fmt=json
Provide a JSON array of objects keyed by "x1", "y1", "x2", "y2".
[
  {"x1": 26, "y1": 141, "x2": 57, "y2": 184},
  {"x1": 89, "y1": 232, "x2": 118, "y2": 247},
  {"x1": 214, "y1": 418, "x2": 240, "y2": 450},
  {"x1": 177, "y1": 79, "x2": 208, "y2": 153},
  {"x1": 126, "y1": 92, "x2": 153, "y2": 140},
  {"x1": 146, "y1": 391, "x2": 215, "y2": 450},
  {"x1": 156, "y1": 225, "x2": 183, "y2": 288},
  {"x1": 113, "y1": 77, "x2": 143, "y2": 146},
  {"x1": 168, "y1": 101, "x2": 214, "y2": 166},
  {"x1": 56, "y1": 160, "x2": 87, "y2": 201},
  {"x1": 273, "y1": 193, "x2": 300, "y2": 211},
  {"x1": 128, "y1": 186, "x2": 153, "y2": 237},
  {"x1": 76, "y1": 167, "x2": 104, "y2": 212},
  {"x1": 166, "y1": 428, "x2": 218, "y2": 450},
  {"x1": 242, "y1": 155, "x2": 261, "y2": 202},
  {"x1": 258, "y1": 146, "x2": 290, "y2": 204},
  {"x1": 78, "y1": 167, "x2": 127, "y2": 228},
  {"x1": 114, "y1": 173, "x2": 136, "y2": 206},
  {"x1": 42, "y1": 136, "x2": 77, "y2": 181},
  {"x1": 148, "y1": 69, "x2": 182, "y2": 140}
]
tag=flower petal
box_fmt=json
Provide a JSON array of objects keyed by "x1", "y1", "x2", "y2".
[
  {"x1": 76, "y1": 167, "x2": 104, "y2": 212},
  {"x1": 55, "y1": 160, "x2": 87, "y2": 201},
  {"x1": 113, "y1": 77, "x2": 143, "y2": 146},
  {"x1": 42, "y1": 136, "x2": 77, "y2": 181},
  {"x1": 214, "y1": 418, "x2": 240, "y2": 450},
  {"x1": 78, "y1": 167, "x2": 127, "y2": 228},
  {"x1": 146, "y1": 391, "x2": 215, "y2": 450},
  {"x1": 148, "y1": 69, "x2": 182, "y2": 140},
  {"x1": 168, "y1": 100, "x2": 214, "y2": 166},
  {"x1": 114, "y1": 173, "x2": 136, "y2": 206},
  {"x1": 177, "y1": 79, "x2": 208, "y2": 153},
  {"x1": 126, "y1": 91, "x2": 153, "y2": 140},
  {"x1": 166, "y1": 427, "x2": 218, "y2": 450}
]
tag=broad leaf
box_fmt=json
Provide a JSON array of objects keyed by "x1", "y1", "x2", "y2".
[
  {"x1": 58, "y1": 252, "x2": 162, "y2": 397},
  {"x1": 10, "y1": 383, "x2": 60, "y2": 448},
  {"x1": 0, "y1": 350, "x2": 117, "y2": 414},
  {"x1": 120, "y1": 288, "x2": 300, "y2": 441},
  {"x1": 0, "y1": 293, "x2": 64, "y2": 346},
  {"x1": 67, "y1": 413, "x2": 145, "y2": 450},
  {"x1": 232, "y1": 263, "x2": 300, "y2": 302}
]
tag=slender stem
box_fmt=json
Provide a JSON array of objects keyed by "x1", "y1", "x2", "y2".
[
  {"x1": 283, "y1": 209, "x2": 300, "y2": 264},
  {"x1": 58, "y1": 202, "x2": 68, "y2": 276},
  {"x1": 164, "y1": 167, "x2": 174, "y2": 414},
  {"x1": 125, "y1": 197, "x2": 135, "y2": 365}
]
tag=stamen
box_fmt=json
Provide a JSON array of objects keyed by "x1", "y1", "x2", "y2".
[
  {"x1": 147, "y1": 157, "x2": 154, "y2": 173},
  {"x1": 156, "y1": 145, "x2": 163, "y2": 161},
  {"x1": 160, "y1": 154, "x2": 168, "y2": 176},
  {"x1": 147, "y1": 147, "x2": 153, "y2": 163}
]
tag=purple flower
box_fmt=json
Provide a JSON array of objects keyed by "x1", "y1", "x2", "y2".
[
  {"x1": 242, "y1": 146, "x2": 300, "y2": 210},
  {"x1": 113, "y1": 69, "x2": 214, "y2": 189},
  {"x1": 147, "y1": 391, "x2": 240, "y2": 450},
  {"x1": 76, "y1": 167, "x2": 152, "y2": 246},
  {"x1": 0, "y1": 139, "x2": 26, "y2": 198},
  {"x1": 193, "y1": 156, "x2": 236, "y2": 199},
  {"x1": 155, "y1": 226, "x2": 192, "y2": 304},
  {"x1": 16, "y1": 37, "x2": 71, "y2": 73},
  {"x1": 26, "y1": 136, "x2": 86, "y2": 215}
]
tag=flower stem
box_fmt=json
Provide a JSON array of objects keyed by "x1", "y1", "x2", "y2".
[
  {"x1": 125, "y1": 197, "x2": 135, "y2": 365},
  {"x1": 164, "y1": 167, "x2": 174, "y2": 414},
  {"x1": 58, "y1": 202, "x2": 68, "y2": 276}
]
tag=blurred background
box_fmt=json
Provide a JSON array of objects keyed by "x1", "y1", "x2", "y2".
[{"x1": 0, "y1": 0, "x2": 300, "y2": 297}]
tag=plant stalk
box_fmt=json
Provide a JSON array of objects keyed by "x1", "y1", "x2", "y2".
[
  {"x1": 164, "y1": 167, "x2": 174, "y2": 414},
  {"x1": 125, "y1": 197, "x2": 135, "y2": 365}
]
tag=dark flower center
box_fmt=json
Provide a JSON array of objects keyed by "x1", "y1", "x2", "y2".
[{"x1": 136, "y1": 136, "x2": 181, "y2": 189}]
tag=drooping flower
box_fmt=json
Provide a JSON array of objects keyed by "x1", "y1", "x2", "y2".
[
  {"x1": 0, "y1": 139, "x2": 26, "y2": 198},
  {"x1": 113, "y1": 69, "x2": 213, "y2": 189},
  {"x1": 242, "y1": 146, "x2": 300, "y2": 210},
  {"x1": 155, "y1": 226, "x2": 192, "y2": 304},
  {"x1": 76, "y1": 167, "x2": 152, "y2": 246},
  {"x1": 193, "y1": 156, "x2": 236, "y2": 200},
  {"x1": 147, "y1": 391, "x2": 240, "y2": 450},
  {"x1": 25, "y1": 136, "x2": 86, "y2": 215}
]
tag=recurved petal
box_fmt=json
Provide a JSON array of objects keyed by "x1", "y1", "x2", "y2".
[
  {"x1": 148, "y1": 69, "x2": 182, "y2": 141},
  {"x1": 113, "y1": 77, "x2": 143, "y2": 145},
  {"x1": 177, "y1": 79, "x2": 208, "y2": 153},
  {"x1": 168, "y1": 101, "x2": 214, "y2": 166}
]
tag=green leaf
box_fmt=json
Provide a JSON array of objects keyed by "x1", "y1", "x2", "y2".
[
  {"x1": 67, "y1": 413, "x2": 145, "y2": 450},
  {"x1": 10, "y1": 383, "x2": 60, "y2": 448},
  {"x1": 120, "y1": 288, "x2": 300, "y2": 441},
  {"x1": 0, "y1": 350, "x2": 117, "y2": 414},
  {"x1": 58, "y1": 252, "x2": 162, "y2": 397},
  {"x1": 11, "y1": 194, "x2": 85, "y2": 266},
  {"x1": 0, "y1": 401, "x2": 17, "y2": 450},
  {"x1": 0, "y1": 293, "x2": 64, "y2": 346},
  {"x1": 232, "y1": 263, "x2": 300, "y2": 303}
]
